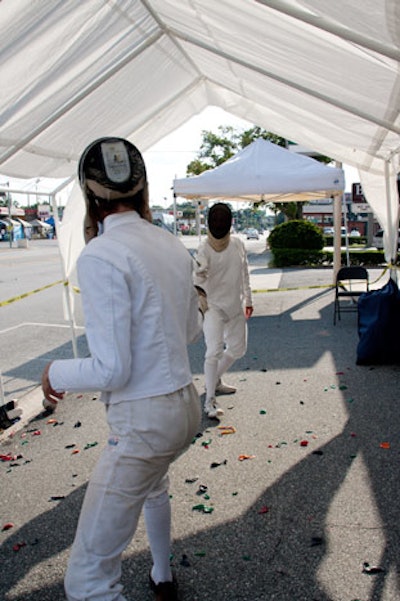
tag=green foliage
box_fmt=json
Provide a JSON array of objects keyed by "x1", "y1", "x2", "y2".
[
  {"x1": 268, "y1": 220, "x2": 324, "y2": 250},
  {"x1": 240, "y1": 127, "x2": 287, "y2": 149},
  {"x1": 186, "y1": 126, "x2": 302, "y2": 177},
  {"x1": 271, "y1": 248, "x2": 328, "y2": 267},
  {"x1": 270, "y1": 248, "x2": 389, "y2": 268},
  {"x1": 186, "y1": 126, "x2": 241, "y2": 175},
  {"x1": 324, "y1": 235, "x2": 367, "y2": 246},
  {"x1": 271, "y1": 201, "x2": 305, "y2": 220},
  {"x1": 335, "y1": 250, "x2": 389, "y2": 266},
  {"x1": 185, "y1": 158, "x2": 211, "y2": 176}
]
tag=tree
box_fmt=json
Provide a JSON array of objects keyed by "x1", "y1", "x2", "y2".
[
  {"x1": 186, "y1": 126, "x2": 241, "y2": 175},
  {"x1": 186, "y1": 125, "x2": 332, "y2": 220},
  {"x1": 186, "y1": 125, "x2": 286, "y2": 176}
]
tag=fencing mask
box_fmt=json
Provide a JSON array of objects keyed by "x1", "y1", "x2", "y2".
[{"x1": 208, "y1": 203, "x2": 232, "y2": 239}]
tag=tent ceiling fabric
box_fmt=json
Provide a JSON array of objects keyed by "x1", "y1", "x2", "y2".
[
  {"x1": 173, "y1": 138, "x2": 345, "y2": 202},
  {"x1": 0, "y1": 0, "x2": 399, "y2": 259},
  {"x1": 0, "y1": 0, "x2": 398, "y2": 181}
]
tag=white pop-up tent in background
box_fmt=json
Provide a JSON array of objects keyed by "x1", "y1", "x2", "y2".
[
  {"x1": 173, "y1": 138, "x2": 345, "y2": 201},
  {"x1": 0, "y1": 0, "x2": 399, "y2": 355}
]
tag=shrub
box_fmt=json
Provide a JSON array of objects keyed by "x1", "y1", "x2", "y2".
[
  {"x1": 270, "y1": 248, "x2": 390, "y2": 268},
  {"x1": 268, "y1": 220, "x2": 324, "y2": 250},
  {"x1": 271, "y1": 248, "x2": 329, "y2": 267},
  {"x1": 324, "y1": 235, "x2": 367, "y2": 246}
]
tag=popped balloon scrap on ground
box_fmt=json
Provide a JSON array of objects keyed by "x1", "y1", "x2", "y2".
[
  {"x1": 0, "y1": 369, "x2": 392, "y2": 598},
  {"x1": 0, "y1": 393, "x2": 101, "y2": 555}
]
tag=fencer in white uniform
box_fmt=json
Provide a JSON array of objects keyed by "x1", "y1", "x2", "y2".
[
  {"x1": 41, "y1": 137, "x2": 203, "y2": 601},
  {"x1": 193, "y1": 203, "x2": 253, "y2": 419}
]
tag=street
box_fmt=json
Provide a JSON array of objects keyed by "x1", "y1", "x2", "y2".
[{"x1": 0, "y1": 239, "x2": 86, "y2": 402}]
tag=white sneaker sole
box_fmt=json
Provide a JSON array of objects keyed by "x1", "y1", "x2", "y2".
[{"x1": 205, "y1": 407, "x2": 224, "y2": 419}]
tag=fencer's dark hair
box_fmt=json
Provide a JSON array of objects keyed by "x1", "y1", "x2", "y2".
[{"x1": 91, "y1": 188, "x2": 146, "y2": 213}]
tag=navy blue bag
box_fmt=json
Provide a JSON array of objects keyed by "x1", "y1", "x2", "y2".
[{"x1": 356, "y1": 278, "x2": 400, "y2": 365}]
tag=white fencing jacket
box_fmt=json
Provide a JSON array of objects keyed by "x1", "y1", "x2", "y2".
[
  {"x1": 49, "y1": 211, "x2": 202, "y2": 403},
  {"x1": 194, "y1": 236, "x2": 253, "y2": 319}
]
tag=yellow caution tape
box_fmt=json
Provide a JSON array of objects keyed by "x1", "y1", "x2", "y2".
[
  {"x1": 61, "y1": 280, "x2": 80, "y2": 294},
  {"x1": 0, "y1": 279, "x2": 64, "y2": 307},
  {"x1": 253, "y1": 283, "x2": 333, "y2": 294},
  {"x1": 0, "y1": 267, "x2": 392, "y2": 305}
]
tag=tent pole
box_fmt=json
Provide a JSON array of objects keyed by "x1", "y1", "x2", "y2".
[
  {"x1": 196, "y1": 200, "x2": 201, "y2": 242},
  {"x1": 0, "y1": 370, "x2": 5, "y2": 405},
  {"x1": 170, "y1": 30, "x2": 400, "y2": 136},
  {"x1": 333, "y1": 193, "x2": 342, "y2": 282},
  {"x1": 342, "y1": 193, "x2": 350, "y2": 266},
  {"x1": 256, "y1": 0, "x2": 400, "y2": 62},
  {"x1": 50, "y1": 191, "x2": 78, "y2": 359},
  {"x1": 173, "y1": 191, "x2": 177, "y2": 236},
  {"x1": 384, "y1": 159, "x2": 396, "y2": 281},
  {"x1": 333, "y1": 160, "x2": 344, "y2": 282}
]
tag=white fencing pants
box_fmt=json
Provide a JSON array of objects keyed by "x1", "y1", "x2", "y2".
[
  {"x1": 203, "y1": 307, "x2": 247, "y2": 401},
  {"x1": 64, "y1": 383, "x2": 201, "y2": 601}
]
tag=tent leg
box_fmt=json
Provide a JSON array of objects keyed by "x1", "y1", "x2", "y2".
[
  {"x1": 342, "y1": 193, "x2": 350, "y2": 266},
  {"x1": 384, "y1": 158, "x2": 397, "y2": 276},
  {"x1": 173, "y1": 192, "x2": 177, "y2": 236},
  {"x1": 63, "y1": 283, "x2": 78, "y2": 358},
  {"x1": 333, "y1": 192, "x2": 342, "y2": 283},
  {"x1": 51, "y1": 192, "x2": 79, "y2": 359},
  {"x1": 0, "y1": 371, "x2": 5, "y2": 405}
]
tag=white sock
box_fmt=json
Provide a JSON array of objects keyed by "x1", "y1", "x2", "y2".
[
  {"x1": 204, "y1": 359, "x2": 218, "y2": 401},
  {"x1": 217, "y1": 352, "x2": 236, "y2": 381},
  {"x1": 144, "y1": 491, "x2": 172, "y2": 584}
]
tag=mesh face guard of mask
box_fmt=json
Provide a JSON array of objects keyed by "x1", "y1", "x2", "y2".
[{"x1": 208, "y1": 203, "x2": 232, "y2": 239}]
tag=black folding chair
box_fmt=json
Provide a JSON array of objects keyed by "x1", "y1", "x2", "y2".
[{"x1": 333, "y1": 266, "x2": 369, "y2": 325}]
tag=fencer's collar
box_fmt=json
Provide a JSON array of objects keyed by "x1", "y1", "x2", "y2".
[
  {"x1": 102, "y1": 210, "x2": 141, "y2": 232},
  {"x1": 207, "y1": 232, "x2": 230, "y2": 252}
]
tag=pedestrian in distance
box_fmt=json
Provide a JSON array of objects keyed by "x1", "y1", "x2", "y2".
[
  {"x1": 41, "y1": 137, "x2": 203, "y2": 601},
  {"x1": 193, "y1": 202, "x2": 253, "y2": 419}
]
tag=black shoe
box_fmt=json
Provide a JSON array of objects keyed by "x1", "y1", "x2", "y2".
[
  {"x1": 0, "y1": 406, "x2": 12, "y2": 430},
  {"x1": 149, "y1": 572, "x2": 180, "y2": 601}
]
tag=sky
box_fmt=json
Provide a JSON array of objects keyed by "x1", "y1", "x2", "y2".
[{"x1": 143, "y1": 105, "x2": 360, "y2": 208}]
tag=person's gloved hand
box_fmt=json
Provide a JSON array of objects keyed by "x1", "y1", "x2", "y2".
[{"x1": 245, "y1": 306, "x2": 254, "y2": 319}]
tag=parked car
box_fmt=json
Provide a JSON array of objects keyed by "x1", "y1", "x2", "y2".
[
  {"x1": 372, "y1": 229, "x2": 400, "y2": 249},
  {"x1": 350, "y1": 229, "x2": 361, "y2": 237},
  {"x1": 323, "y1": 226, "x2": 347, "y2": 236},
  {"x1": 246, "y1": 228, "x2": 260, "y2": 240},
  {"x1": 372, "y1": 230, "x2": 383, "y2": 248}
]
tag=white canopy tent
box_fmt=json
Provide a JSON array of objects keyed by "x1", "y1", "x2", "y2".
[
  {"x1": 0, "y1": 1, "x2": 399, "y2": 264},
  {"x1": 173, "y1": 138, "x2": 345, "y2": 202},
  {"x1": 174, "y1": 138, "x2": 346, "y2": 265}
]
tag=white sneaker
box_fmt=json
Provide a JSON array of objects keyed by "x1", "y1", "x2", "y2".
[
  {"x1": 204, "y1": 397, "x2": 224, "y2": 419},
  {"x1": 215, "y1": 379, "x2": 237, "y2": 395}
]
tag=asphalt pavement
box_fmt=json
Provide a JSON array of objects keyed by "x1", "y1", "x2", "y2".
[{"x1": 1, "y1": 239, "x2": 399, "y2": 600}]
